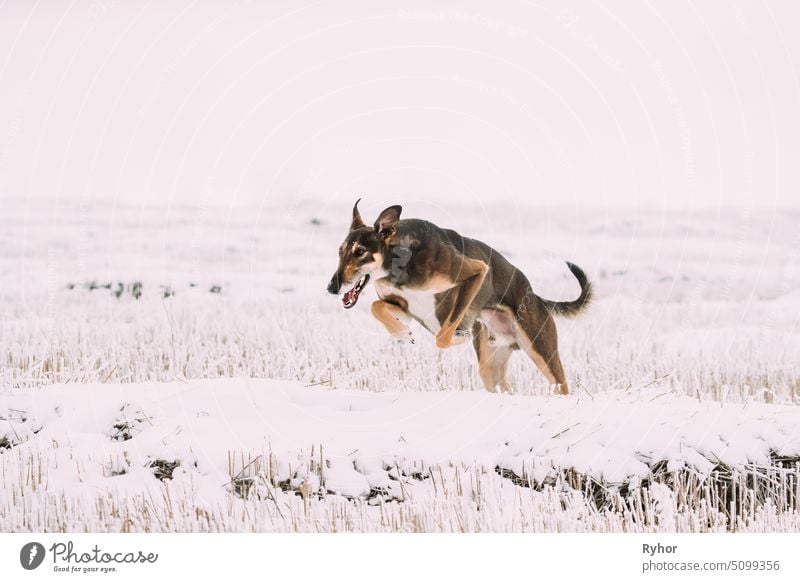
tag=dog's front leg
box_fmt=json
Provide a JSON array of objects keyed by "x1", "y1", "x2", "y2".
[
  {"x1": 435, "y1": 257, "x2": 488, "y2": 349},
  {"x1": 371, "y1": 300, "x2": 414, "y2": 342}
]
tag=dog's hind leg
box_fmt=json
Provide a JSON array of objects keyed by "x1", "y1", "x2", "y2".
[
  {"x1": 435, "y1": 257, "x2": 488, "y2": 349},
  {"x1": 472, "y1": 322, "x2": 514, "y2": 393},
  {"x1": 513, "y1": 307, "x2": 569, "y2": 395},
  {"x1": 371, "y1": 300, "x2": 414, "y2": 342}
]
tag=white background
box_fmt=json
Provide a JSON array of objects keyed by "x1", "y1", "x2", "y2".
[{"x1": 1, "y1": 533, "x2": 799, "y2": 581}]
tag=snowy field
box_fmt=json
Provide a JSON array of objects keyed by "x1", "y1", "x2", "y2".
[{"x1": 2, "y1": 198, "x2": 800, "y2": 532}]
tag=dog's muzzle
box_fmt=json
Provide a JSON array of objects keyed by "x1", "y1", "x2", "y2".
[
  {"x1": 327, "y1": 273, "x2": 370, "y2": 309},
  {"x1": 327, "y1": 276, "x2": 340, "y2": 295}
]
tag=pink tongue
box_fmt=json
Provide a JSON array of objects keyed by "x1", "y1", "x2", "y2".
[
  {"x1": 342, "y1": 287, "x2": 357, "y2": 308},
  {"x1": 342, "y1": 274, "x2": 368, "y2": 309}
]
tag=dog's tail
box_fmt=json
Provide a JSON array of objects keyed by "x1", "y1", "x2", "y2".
[{"x1": 541, "y1": 262, "x2": 593, "y2": 318}]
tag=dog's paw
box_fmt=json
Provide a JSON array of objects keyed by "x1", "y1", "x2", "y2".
[
  {"x1": 452, "y1": 328, "x2": 473, "y2": 344},
  {"x1": 392, "y1": 330, "x2": 415, "y2": 344},
  {"x1": 436, "y1": 329, "x2": 472, "y2": 349}
]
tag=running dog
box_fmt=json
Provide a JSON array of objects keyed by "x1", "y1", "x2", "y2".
[{"x1": 326, "y1": 200, "x2": 592, "y2": 394}]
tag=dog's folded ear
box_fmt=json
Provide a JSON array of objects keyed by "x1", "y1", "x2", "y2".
[
  {"x1": 374, "y1": 205, "x2": 402, "y2": 236},
  {"x1": 351, "y1": 198, "x2": 365, "y2": 229}
]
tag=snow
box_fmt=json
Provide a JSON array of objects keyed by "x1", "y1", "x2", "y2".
[
  {"x1": 1, "y1": 198, "x2": 799, "y2": 531},
  {"x1": 2, "y1": 377, "x2": 799, "y2": 531}
]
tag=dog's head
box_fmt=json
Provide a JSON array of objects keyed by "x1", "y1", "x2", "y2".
[{"x1": 326, "y1": 199, "x2": 402, "y2": 308}]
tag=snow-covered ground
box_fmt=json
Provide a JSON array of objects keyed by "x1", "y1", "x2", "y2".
[
  {"x1": 1, "y1": 198, "x2": 799, "y2": 531},
  {"x1": 2, "y1": 377, "x2": 800, "y2": 532}
]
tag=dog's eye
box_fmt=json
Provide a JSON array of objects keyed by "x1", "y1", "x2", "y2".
[{"x1": 354, "y1": 248, "x2": 366, "y2": 257}]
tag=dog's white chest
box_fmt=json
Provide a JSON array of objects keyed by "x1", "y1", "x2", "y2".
[{"x1": 374, "y1": 279, "x2": 447, "y2": 333}]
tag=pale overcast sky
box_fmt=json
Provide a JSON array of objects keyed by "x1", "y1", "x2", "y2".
[{"x1": 1, "y1": 0, "x2": 798, "y2": 211}]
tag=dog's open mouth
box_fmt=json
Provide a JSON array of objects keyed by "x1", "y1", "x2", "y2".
[{"x1": 342, "y1": 274, "x2": 370, "y2": 309}]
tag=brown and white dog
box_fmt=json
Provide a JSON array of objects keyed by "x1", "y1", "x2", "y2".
[{"x1": 326, "y1": 200, "x2": 592, "y2": 394}]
